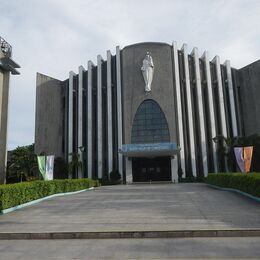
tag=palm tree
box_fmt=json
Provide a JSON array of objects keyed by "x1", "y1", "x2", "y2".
[
  {"x1": 68, "y1": 152, "x2": 83, "y2": 179},
  {"x1": 213, "y1": 135, "x2": 233, "y2": 172}
]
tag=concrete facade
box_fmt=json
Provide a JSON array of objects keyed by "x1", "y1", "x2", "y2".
[
  {"x1": 34, "y1": 73, "x2": 64, "y2": 158},
  {"x1": 121, "y1": 43, "x2": 177, "y2": 145},
  {"x1": 0, "y1": 37, "x2": 20, "y2": 183},
  {"x1": 121, "y1": 43, "x2": 178, "y2": 182},
  {"x1": 238, "y1": 60, "x2": 260, "y2": 135},
  {"x1": 0, "y1": 66, "x2": 10, "y2": 183},
  {"x1": 34, "y1": 41, "x2": 260, "y2": 182}
]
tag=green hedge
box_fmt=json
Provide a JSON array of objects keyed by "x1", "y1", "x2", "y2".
[
  {"x1": 0, "y1": 178, "x2": 99, "y2": 211},
  {"x1": 206, "y1": 173, "x2": 260, "y2": 198}
]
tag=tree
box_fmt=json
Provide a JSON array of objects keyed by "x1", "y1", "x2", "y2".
[
  {"x1": 213, "y1": 134, "x2": 260, "y2": 172},
  {"x1": 68, "y1": 152, "x2": 82, "y2": 179},
  {"x1": 213, "y1": 135, "x2": 233, "y2": 172},
  {"x1": 7, "y1": 144, "x2": 38, "y2": 182}
]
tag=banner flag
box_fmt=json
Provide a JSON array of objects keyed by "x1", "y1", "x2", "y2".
[
  {"x1": 45, "y1": 155, "x2": 54, "y2": 180},
  {"x1": 37, "y1": 156, "x2": 46, "y2": 179},
  {"x1": 244, "y1": 146, "x2": 253, "y2": 173},
  {"x1": 234, "y1": 147, "x2": 245, "y2": 172}
]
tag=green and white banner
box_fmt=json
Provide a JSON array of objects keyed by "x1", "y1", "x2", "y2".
[
  {"x1": 46, "y1": 155, "x2": 54, "y2": 180},
  {"x1": 37, "y1": 156, "x2": 46, "y2": 179},
  {"x1": 37, "y1": 155, "x2": 54, "y2": 180}
]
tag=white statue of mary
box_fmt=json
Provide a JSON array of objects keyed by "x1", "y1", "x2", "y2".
[{"x1": 141, "y1": 52, "x2": 154, "y2": 92}]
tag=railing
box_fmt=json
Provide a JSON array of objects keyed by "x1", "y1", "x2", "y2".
[{"x1": 0, "y1": 36, "x2": 12, "y2": 57}]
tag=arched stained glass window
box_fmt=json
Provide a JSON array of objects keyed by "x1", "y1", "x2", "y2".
[{"x1": 131, "y1": 99, "x2": 170, "y2": 144}]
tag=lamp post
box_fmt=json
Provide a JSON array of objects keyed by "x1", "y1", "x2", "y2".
[{"x1": 78, "y1": 146, "x2": 85, "y2": 178}]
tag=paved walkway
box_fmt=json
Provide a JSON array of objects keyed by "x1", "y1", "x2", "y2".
[
  {"x1": 1, "y1": 237, "x2": 260, "y2": 259},
  {"x1": 0, "y1": 183, "x2": 259, "y2": 233}
]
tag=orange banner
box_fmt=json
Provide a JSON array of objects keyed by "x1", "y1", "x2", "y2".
[{"x1": 243, "y1": 146, "x2": 253, "y2": 173}]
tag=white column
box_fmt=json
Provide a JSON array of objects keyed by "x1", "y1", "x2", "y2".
[
  {"x1": 191, "y1": 47, "x2": 208, "y2": 177},
  {"x1": 202, "y1": 51, "x2": 218, "y2": 172},
  {"x1": 0, "y1": 70, "x2": 10, "y2": 184},
  {"x1": 212, "y1": 56, "x2": 228, "y2": 137},
  {"x1": 68, "y1": 71, "x2": 75, "y2": 178},
  {"x1": 224, "y1": 60, "x2": 238, "y2": 136},
  {"x1": 87, "y1": 61, "x2": 94, "y2": 179},
  {"x1": 172, "y1": 41, "x2": 186, "y2": 177},
  {"x1": 171, "y1": 157, "x2": 178, "y2": 183},
  {"x1": 182, "y1": 44, "x2": 197, "y2": 177},
  {"x1": 107, "y1": 50, "x2": 113, "y2": 178},
  {"x1": 125, "y1": 159, "x2": 132, "y2": 184},
  {"x1": 78, "y1": 66, "x2": 85, "y2": 178},
  {"x1": 116, "y1": 46, "x2": 123, "y2": 177},
  {"x1": 97, "y1": 55, "x2": 103, "y2": 179}
]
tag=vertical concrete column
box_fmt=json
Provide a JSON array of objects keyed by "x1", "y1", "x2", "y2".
[
  {"x1": 172, "y1": 42, "x2": 186, "y2": 177},
  {"x1": 191, "y1": 47, "x2": 208, "y2": 176},
  {"x1": 171, "y1": 157, "x2": 178, "y2": 183},
  {"x1": 87, "y1": 61, "x2": 94, "y2": 179},
  {"x1": 107, "y1": 50, "x2": 113, "y2": 178},
  {"x1": 78, "y1": 66, "x2": 85, "y2": 178},
  {"x1": 182, "y1": 44, "x2": 197, "y2": 177},
  {"x1": 68, "y1": 71, "x2": 75, "y2": 178},
  {"x1": 224, "y1": 60, "x2": 238, "y2": 136},
  {"x1": 97, "y1": 55, "x2": 103, "y2": 179},
  {"x1": 0, "y1": 70, "x2": 10, "y2": 184},
  {"x1": 212, "y1": 56, "x2": 228, "y2": 137},
  {"x1": 116, "y1": 46, "x2": 123, "y2": 177},
  {"x1": 202, "y1": 51, "x2": 218, "y2": 172},
  {"x1": 125, "y1": 159, "x2": 132, "y2": 184}
]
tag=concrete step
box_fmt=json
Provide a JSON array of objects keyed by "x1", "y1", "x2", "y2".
[
  {"x1": 1, "y1": 229, "x2": 260, "y2": 240},
  {"x1": 131, "y1": 181, "x2": 173, "y2": 184}
]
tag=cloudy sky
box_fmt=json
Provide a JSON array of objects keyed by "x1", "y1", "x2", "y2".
[{"x1": 1, "y1": 0, "x2": 260, "y2": 150}]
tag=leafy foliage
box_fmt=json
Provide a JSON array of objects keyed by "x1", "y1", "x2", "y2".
[
  {"x1": 213, "y1": 134, "x2": 260, "y2": 172},
  {"x1": 7, "y1": 144, "x2": 38, "y2": 183},
  {"x1": 68, "y1": 153, "x2": 82, "y2": 178},
  {"x1": 109, "y1": 170, "x2": 121, "y2": 181},
  {"x1": 0, "y1": 178, "x2": 100, "y2": 211},
  {"x1": 206, "y1": 173, "x2": 260, "y2": 198}
]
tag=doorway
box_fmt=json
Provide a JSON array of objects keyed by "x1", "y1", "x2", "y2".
[{"x1": 132, "y1": 157, "x2": 171, "y2": 182}]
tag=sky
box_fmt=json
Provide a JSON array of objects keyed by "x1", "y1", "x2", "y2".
[{"x1": 1, "y1": 0, "x2": 260, "y2": 150}]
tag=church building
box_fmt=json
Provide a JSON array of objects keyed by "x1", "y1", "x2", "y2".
[{"x1": 34, "y1": 42, "x2": 260, "y2": 183}]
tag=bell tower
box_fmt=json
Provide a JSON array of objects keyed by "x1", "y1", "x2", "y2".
[{"x1": 0, "y1": 36, "x2": 20, "y2": 183}]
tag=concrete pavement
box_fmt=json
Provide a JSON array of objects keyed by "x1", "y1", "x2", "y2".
[
  {"x1": 0, "y1": 183, "x2": 259, "y2": 233},
  {"x1": 0, "y1": 237, "x2": 260, "y2": 259},
  {"x1": 1, "y1": 183, "x2": 260, "y2": 259}
]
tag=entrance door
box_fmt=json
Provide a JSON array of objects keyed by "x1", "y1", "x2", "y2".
[{"x1": 132, "y1": 157, "x2": 171, "y2": 182}]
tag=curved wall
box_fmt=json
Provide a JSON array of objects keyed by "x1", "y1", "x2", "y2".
[{"x1": 121, "y1": 42, "x2": 177, "y2": 146}]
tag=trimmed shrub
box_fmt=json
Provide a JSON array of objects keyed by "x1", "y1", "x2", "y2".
[
  {"x1": 206, "y1": 173, "x2": 260, "y2": 198},
  {"x1": 109, "y1": 170, "x2": 121, "y2": 181},
  {"x1": 101, "y1": 179, "x2": 122, "y2": 186},
  {"x1": 0, "y1": 178, "x2": 99, "y2": 211},
  {"x1": 179, "y1": 176, "x2": 205, "y2": 183}
]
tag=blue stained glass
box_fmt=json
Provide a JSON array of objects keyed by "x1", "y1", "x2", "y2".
[{"x1": 131, "y1": 99, "x2": 170, "y2": 144}]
